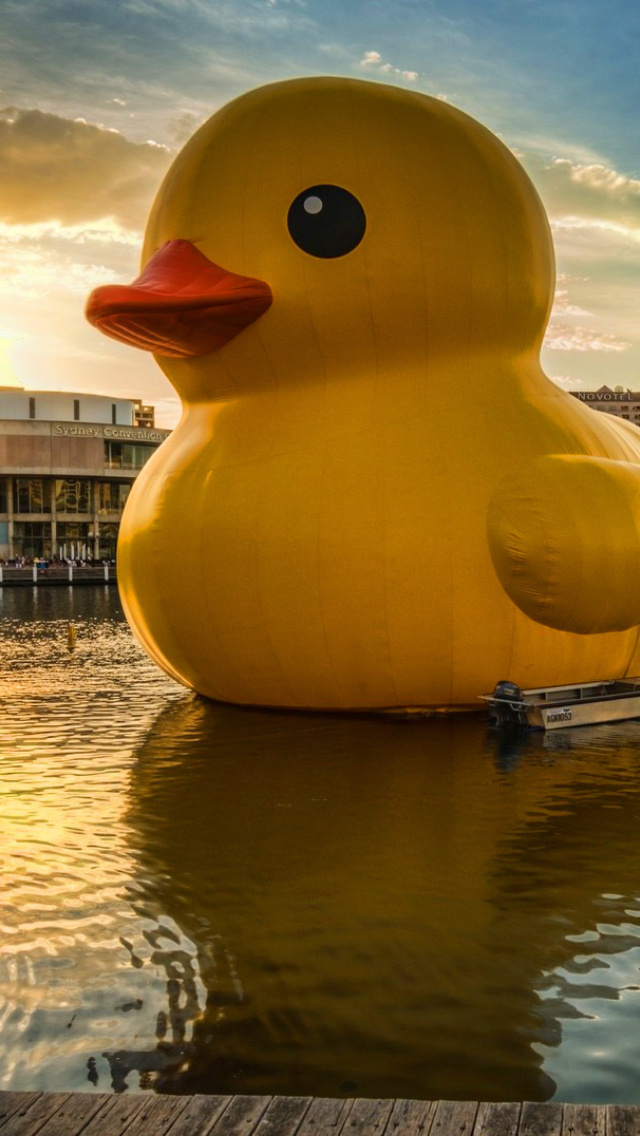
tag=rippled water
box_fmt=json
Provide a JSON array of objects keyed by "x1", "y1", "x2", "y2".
[{"x1": 3, "y1": 588, "x2": 640, "y2": 1102}]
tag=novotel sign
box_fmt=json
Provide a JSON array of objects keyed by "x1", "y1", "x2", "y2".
[
  {"x1": 54, "y1": 424, "x2": 168, "y2": 443},
  {"x1": 575, "y1": 392, "x2": 640, "y2": 403}
]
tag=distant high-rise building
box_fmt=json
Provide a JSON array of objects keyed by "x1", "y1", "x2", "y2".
[{"x1": 133, "y1": 399, "x2": 155, "y2": 428}]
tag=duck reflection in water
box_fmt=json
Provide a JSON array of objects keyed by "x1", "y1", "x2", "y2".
[{"x1": 113, "y1": 699, "x2": 640, "y2": 1101}]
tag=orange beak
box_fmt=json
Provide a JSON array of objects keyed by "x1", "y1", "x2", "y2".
[{"x1": 85, "y1": 240, "x2": 272, "y2": 358}]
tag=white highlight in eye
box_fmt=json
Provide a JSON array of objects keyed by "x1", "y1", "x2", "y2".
[{"x1": 303, "y1": 195, "x2": 323, "y2": 215}]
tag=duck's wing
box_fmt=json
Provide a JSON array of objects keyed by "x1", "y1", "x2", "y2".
[{"x1": 487, "y1": 453, "x2": 640, "y2": 633}]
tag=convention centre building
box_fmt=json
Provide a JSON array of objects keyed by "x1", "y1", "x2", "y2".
[{"x1": 0, "y1": 388, "x2": 171, "y2": 562}]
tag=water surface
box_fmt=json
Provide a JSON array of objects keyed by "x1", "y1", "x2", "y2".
[{"x1": 2, "y1": 589, "x2": 640, "y2": 1101}]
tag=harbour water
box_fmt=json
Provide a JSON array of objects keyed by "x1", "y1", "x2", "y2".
[{"x1": 3, "y1": 589, "x2": 640, "y2": 1102}]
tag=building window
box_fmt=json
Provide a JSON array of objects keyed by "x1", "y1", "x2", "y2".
[
  {"x1": 112, "y1": 403, "x2": 117, "y2": 424},
  {"x1": 13, "y1": 522, "x2": 52, "y2": 559},
  {"x1": 55, "y1": 479, "x2": 91, "y2": 514},
  {"x1": 57, "y1": 522, "x2": 93, "y2": 561},
  {"x1": 73, "y1": 399, "x2": 80, "y2": 421},
  {"x1": 29, "y1": 397, "x2": 36, "y2": 419},
  {"x1": 0, "y1": 479, "x2": 6, "y2": 513},
  {"x1": 133, "y1": 401, "x2": 154, "y2": 427},
  {"x1": 98, "y1": 481, "x2": 130, "y2": 513},
  {"x1": 104, "y1": 441, "x2": 155, "y2": 470},
  {"x1": 13, "y1": 478, "x2": 52, "y2": 514},
  {"x1": 98, "y1": 522, "x2": 119, "y2": 561}
]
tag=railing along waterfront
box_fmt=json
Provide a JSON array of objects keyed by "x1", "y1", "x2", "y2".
[{"x1": 0, "y1": 565, "x2": 117, "y2": 586}]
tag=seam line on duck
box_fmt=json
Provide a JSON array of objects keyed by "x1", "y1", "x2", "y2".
[
  {"x1": 315, "y1": 438, "x2": 346, "y2": 705},
  {"x1": 292, "y1": 88, "x2": 343, "y2": 704},
  {"x1": 243, "y1": 94, "x2": 283, "y2": 451},
  {"x1": 350, "y1": 77, "x2": 400, "y2": 707},
  {"x1": 195, "y1": 467, "x2": 258, "y2": 703}
]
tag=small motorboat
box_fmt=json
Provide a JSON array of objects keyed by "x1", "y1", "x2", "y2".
[{"x1": 481, "y1": 677, "x2": 640, "y2": 731}]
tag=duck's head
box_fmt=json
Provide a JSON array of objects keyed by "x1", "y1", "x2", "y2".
[{"x1": 87, "y1": 77, "x2": 555, "y2": 401}]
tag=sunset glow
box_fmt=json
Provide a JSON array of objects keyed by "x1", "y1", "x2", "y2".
[
  {"x1": 1, "y1": 0, "x2": 639, "y2": 421},
  {"x1": 0, "y1": 339, "x2": 21, "y2": 388}
]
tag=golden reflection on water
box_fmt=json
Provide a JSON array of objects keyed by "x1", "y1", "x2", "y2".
[{"x1": 2, "y1": 589, "x2": 640, "y2": 1101}]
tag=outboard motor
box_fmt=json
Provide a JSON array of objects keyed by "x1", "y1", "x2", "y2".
[
  {"x1": 492, "y1": 680, "x2": 522, "y2": 703},
  {"x1": 489, "y1": 680, "x2": 526, "y2": 727}
]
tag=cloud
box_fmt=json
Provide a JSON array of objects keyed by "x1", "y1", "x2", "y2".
[
  {"x1": 0, "y1": 218, "x2": 140, "y2": 246},
  {"x1": 0, "y1": 217, "x2": 139, "y2": 301},
  {"x1": 124, "y1": 0, "x2": 313, "y2": 35},
  {"x1": 550, "y1": 374, "x2": 589, "y2": 391},
  {"x1": 552, "y1": 288, "x2": 591, "y2": 317},
  {"x1": 515, "y1": 134, "x2": 608, "y2": 166},
  {"x1": 544, "y1": 325, "x2": 631, "y2": 353},
  {"x1": 563, "y1": 161, "x2": 640, "y2": 197},
  {"x1": 556, "y1": 273, "x2": 590, "y2": 283},
  {"x1": 0, "y1": 107, "x2": 172, "y2": 230},
  {"x1": 167, "y1": 110, "x2": 206, "y2": 145},
  {"x1": 551, "y1": 215, "x2": 640, "y2": 248},
  {"x1": 524, "y1": 153, "x2": 640, "y2": 239},
  {"x1": 524, "y1": 152, "x2": 640, "y2": 382},
  {"x1": 317, "y1": 42, "x2": 350, "y2": 57},
  {"x1": 0, "y1": 242, "x2": 121, "y2": 300},
  {"x1": 358, "y1": 50, "x2": 418, "y2": 83}
]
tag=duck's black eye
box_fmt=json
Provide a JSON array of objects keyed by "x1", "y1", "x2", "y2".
[{"x1": 287, "y1": 185, "x2": 366, "y2": 258}]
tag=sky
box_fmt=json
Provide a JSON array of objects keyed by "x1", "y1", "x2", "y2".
[{"x1": 1, "y1": 0, "x2": 640, "y2": 426}]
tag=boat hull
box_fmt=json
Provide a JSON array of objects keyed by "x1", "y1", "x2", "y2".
[
  {"x1": 535, "y1": 694, "x2": 640, "y2": 730},
  {"x1": 482, "y1": 678, "x2": 640, "y2": 731}
]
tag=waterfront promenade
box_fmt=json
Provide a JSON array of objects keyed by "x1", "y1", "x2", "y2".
[
  {"x1": 0, "y1": 566, "x2": 116, "y2": 586},
  {"x1": 0, "y1": 1094, "x2": 631, "y2": 1136}
]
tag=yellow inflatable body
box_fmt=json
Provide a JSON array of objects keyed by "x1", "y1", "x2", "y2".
[{"x1": 87, "y1": 77, "x2": 640, "y2": 710}]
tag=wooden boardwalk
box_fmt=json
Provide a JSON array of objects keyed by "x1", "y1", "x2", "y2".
[{"x1": 0, "y1": 1094, "x2": 636, "y2": 1136}]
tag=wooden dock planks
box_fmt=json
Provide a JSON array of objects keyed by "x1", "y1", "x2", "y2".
[{"x1": 0, "y1": 1094, "x2": 637, "y2": 1136}]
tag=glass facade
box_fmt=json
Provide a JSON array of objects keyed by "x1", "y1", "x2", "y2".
[
  {"x1": 98, "y1": 523, "x2": 119, "y2": 561},
  {"x1": 14, "y1": 478, "x2": 51, "y2": 514},
  {"x1": 55, "y1": 479, "x2": 92, "y2": 513},
  {"x1": 57, "y1": 522, "x2": 93, "y2": 559},
  {"x1": 2, "y1": 477, "x2": 133, "y2": 562},
  {"x1": 14, "y1": 522, "x2": 52, "y2": 559},
  {"x1": 104, "y1": 441, "x2": 154, "y2": 470},
  {"x1": 98, "y1": 482, "x2": 130, "y2": 513},
  {"x1": 0, "y1": 417, "x2": 167, "y2": 562}
]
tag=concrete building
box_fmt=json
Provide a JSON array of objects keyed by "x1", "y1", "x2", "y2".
[
  {"x1": 569, "y1": 385, "x2": 640, "y2": 426},
  {"x1": 0, "y1": 388, "x2": 171, "y2": 561}
]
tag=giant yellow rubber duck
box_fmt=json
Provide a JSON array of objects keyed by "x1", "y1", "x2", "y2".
[{"x1": 86, "y1": 77, "x2": 640, "y2": 710}]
